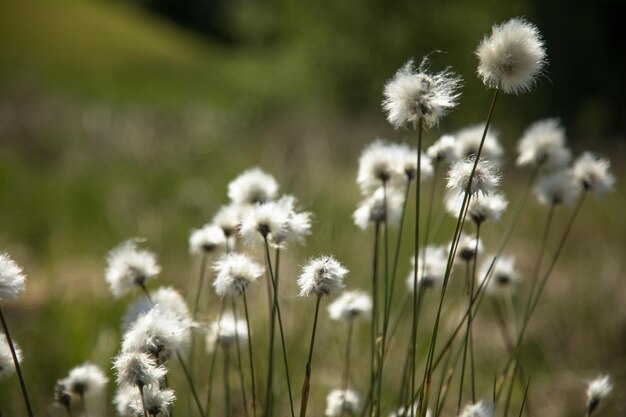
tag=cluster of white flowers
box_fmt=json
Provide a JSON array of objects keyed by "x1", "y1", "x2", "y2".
[{"x1": 324, "y1": 389, "x2": 360, "y2": 416}]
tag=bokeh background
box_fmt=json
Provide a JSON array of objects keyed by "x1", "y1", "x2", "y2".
[{"x1": 0, "y1": 0, "x2": 625, "y2": 415}]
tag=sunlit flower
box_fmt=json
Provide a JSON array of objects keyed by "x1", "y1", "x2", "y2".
[
  {"x1": 276, "y1": 195, "x2": 313, "y2": 245},
  {"x1": 328, "y1": 291, "x2": 372, "y2": 321},
  {"x1": 426, "y1": 134, "x2": 458, "y2": 164},
  {"x1": 516, "y1": 118, "x2": 571, "y2": 170},
  {"x1": 0, "y1": 252, "x2": 26, "y2": 302},
  {"x1": 357, "y1": 140, "x2": 403, "y2": 193},
  {"x1": 129, "y1": 385, "x2": 175, "y2": 417},
  {"x1": 454, "y1": 124, "x2": 504, "y2": 162},
  {"x1": 66, "y1": 363, "x2": 108, "y2": 398},
  {"x1": 325, "y1": 389, "x2": 360, "y2": 416},
  {"x1": 446, "y1": 192, "x2": 508, "y2": 225},
  {"x1": 122, "y1": 287, "x2": 191, "y2": 334},
  {"x1": 212, "y1": 253, "x2": 264, "y2": 297},
  {"x1": 383, "y1": 58, "x2": 462, "y2": 129},
  {"x1": 189, "y1": 224, "x2": 226, "y2": 255},
  {"x1": 457, "y1": 233, "x2": 483, "y2": 262},
  {"x1": 392, "y1": 143, "x2": 434, "y2": 183},
  {"x1": 113, "y1": 385, "x2": 136, "y2": 417},
  {"x1": 298, "y1": 256, "x2": 348, "y2": 297},
  {"x1": 447, "y1": 158, "x2": 501, "y2": 197},
  {"x1": 0, "y1": 334, "x2": 22, "y2": 379},
  {"x1": 227, "y1": 167, "x2": 279, "y2": 205},
  {"x1": 478, "y1": 255, "x2": 520, "y2": 295},
  {"x1": 113, "y1": 352, "x2": 167, "y2": 388},
  {"x1": 353, "y1": 186, "x2": 405, "y2": 230},
  {"x1": 105, "y1": 239, "x2": 161, "y2": 298},
  {"x1": 534, "y1": 170, "x2": 580, "y2": 207},
  {"x1": 388, "y1": 405, "x2": 432, "y2": 417},
  {"x1": 212, "y1": 203, "x2": 246, "y2": 239},
  {"x1": 206, "y1": 313, "x2": 248, "y2": 353},
  {"x1": 586, "y1": 374, "x2": 613, "y2": 415},
  {"x1": 55, "y1": 379, "x2": 72, "y2": 410},
  {"x1": 572, "y1": 152, "x2": 615, "y2": 197},
  {"x1": 406, "y1": 245, "x2": 449, "y2": 290},
  {"x1": 476, "y1": 18, "x2": 547, "y2": 95},
  {"x1": 459, "y1": 400, "x2": 495, "y2": 417},
  {"x1": 239, "y1": 201, "x2": 290, "y2": 247}
]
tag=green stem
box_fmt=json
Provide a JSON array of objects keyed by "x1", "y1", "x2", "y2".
[
  {"x1": 243, "y1": 293, "x2": 258, "y2": 417},
  {"x1": 224, "y1": 348, "x2": 231, "y2": 417},
  {"x1": 368, "y1": 221, "x2": 381, "y2": 417},
  {"x1": 469, "y1": 224, "x2": 481, "y2": 403},
  {"x1": 299, "y1": 296, "x2": 322, "y2": 417},
  {"x1": 206, "y1": 300, "x2": 228, "y2": 417},
  {"x1": 232, "y1": 299, "x2": 250, "y2": 417},
  {"x1": 138, "y1": 384, "x2": 149, "y2": 417}
]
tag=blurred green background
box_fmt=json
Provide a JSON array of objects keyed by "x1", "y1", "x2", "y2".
[{"x1": 0, "y1": 0, "x2": 624, "y2": 415}]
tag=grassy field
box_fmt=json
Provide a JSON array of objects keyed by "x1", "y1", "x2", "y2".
[{"x1": 0, "y1": 1, "x2": 624, "y2": 416}]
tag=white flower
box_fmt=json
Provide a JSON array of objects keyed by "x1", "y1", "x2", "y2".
[
  {"x1": 476, "y1": 18, "x2": 547, "y2": 95},
  {"x1": 298, "y1": 256, "x2": 348, "y2": 297},
  {"x1": 66, "y1": 363, "x2": 108, "y2": 398},
  {"x1": 206, "y1": 313, "x2": 248, "y2": 352},
  {"x1": 113, "y1": 352, "x2": 167, "y2": 388},
  {"x1": 572, "y1": 152, "x2": 615, "y2": 197},
  {"x1": 426, "y1": 134, "x2": 458, "y2": 163},
  {"x1": 122, "y1": 286, "x2": 192, "y2": 334},
  {"x1": 328, "y1": 291, "x2": 372, "y2": 321},
  {"x1": 478, "y1": 255, "x2": 520, "y2": 295},
  {"x1": 388, "y1": 405, "x2": 432, "y2": 417},
  {"x1": 383, "y1": 58, "x2": 462, "y2": 129},
  {"x1": 130, "y1": 385, "x2": 176, "y2": 417},
  {"x1": 406, "y1": 245, "x2": 449, "y2": 290},
  {"x1": 189, "y1": 224, "x2": 226, "y2": 255},
  {"x1": 212, "y1": 253, "x2": 264, "y2": 298},
  {"x1": 0, "y1": 252, "x2": 26, "y2": 302},
  {"x1": 212, "y1": 203, "x2": 247, "y2": 238},
  {"x1": 113, "y1": 385, "x2": 136, "y2": 417},
  {"x1": 586, "y1": 374, "x2": 613, "y2": 414},
  {"x1": 357, "y1": 140, "x2": 402, "y2": 193},
  {"x1": 325, "y1": 389, "x2": 360, "y2": 416},
  {"x1": 276, "y1": 195, "x2": 313, "y2": 245},
  {"x1": 353, "y1": 186, "x2": 405, "y2": 230},
  {"x1": 392, "y1": 143, "x2": 434, "y2": 183},
  {"x1": 459, "y1": 400, "x2": 495, "y2": 417},
  {"x1": 445, "y1": 192, "x2": 508, "y2": 224},
  {"x1": 447, "y1": 158, "x2": 501, "y2": 197},
  {"x1": 105, "y1": 239, "x2": 161, "y2": 298},
  {"x1": 534, "y1": 170, "x2": 580, "y2": 207},
  {"x1": 457, "y1": 233, "x2": 483, "y2": 262},
  {"x1": 239, "y1": 201, "x2": 290, "y2": 247},
  {"x1": 516, "y1": 118, "x2": 572, "y2": 170},
  {"x1": 122, "y1": 306, "x2": 191, "y2": 363},
  {"x1": 227, "y1": 167, "x2": 279, "y2": 205},
  {"x1": 55, "y1": 379, "x2": 72, "y2": 409},
  {"x1": 454, "y1": 124, "x2": 504, "y2": 162},
  {"x1": 0, "y1": 334, "x2": 22, "y2": 379}
]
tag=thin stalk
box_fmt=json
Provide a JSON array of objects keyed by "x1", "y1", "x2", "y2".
[
  {"x1": 376, "y1": 181, "x2": 391, "y2": 417},
  {"x1": 368, "y1": 221, "x2": 381, "y2": 416},
  {"x1": 263, "y1": 238, "x2": 295, "y2": 417},
  {"x1": 518, "y1": 380, "x2": 530, "y2": 417},
  {"x1": 224, "y1": 349, "x2": 231, "y2": 417},
  {"x1": 79, "y1": 393, "x2": 87, "y2": 417},
  {"x1": 299, "y1": 296, "x2": 322, "y2": 417},
  {"x1": 433, "y1": 348, "x2": 452, "y2": 417},
  {"x1": 457, "y1": 261, "x2": 471, "y2": 414},
  {"x1": 138, "y1": 384, "x2": 149, "y2": 417},
  {"x1": 232, "y1": 299, "x2": 250, "y2": 417},
  {"x1": 176, "y1": 350, "x2": 206, "y2": 417},
  {"x1": 526, "y1": 204, "x2": 556, "y2": 312},
  {"x1": 398, "y1": 283, "x2": 425, "y2": 411},
  {"x1": 422, "y1": 162, "x2": 440, "y2": 253},
  {"x1": 469, "y1": 224, "x2": 481, "y2": 403},
  {"x1": 343, "y1": 318, "x2": 355, "y2": 391},
  {"x1": 206, "y1": 300, "x2": 228, "y2": 417},
  {"x1": 189, "y1": 253, "x2": 209, "y2": 413},
  {"x1": 243, "y1": 293, "x2": 258, "y2": 417},
  {"x1": 0, "y1": 305, "x2": 33, "y2": 417}
]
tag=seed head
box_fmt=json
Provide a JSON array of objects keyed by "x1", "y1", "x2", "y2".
[
  {"x1": 457, "y1": 233, "x2": 483, "y2": 262},
  {"x1": 328, "y1": 291, "x2": 372, "y2": 321},
  {"x1": 189, "y1": 224, "x2": 226, "y2": 255},
  {"x1": 228, "y1": 167, "x2": 279, "y2": 205},
  {"x1": 478, "y1": 255, "x2": 520, "y2": 295},
  {"x1": 447, "y1": 158, "x2": 501, "y2": 197},
  {"x1": 586, "y1": 374, "x2": 613, "y2": 414},
  {"x1": 66, "y1": 362, "x2": 108, "y2": 398},
  {"x1": 353, "y1": 186, "x2": 405, "y2": 230},
  {"x1": 105, "y1": 239, "x2": 161, "y2": 298},
  {"x1": 572, "y1": 152, "x2": 615, "y2": 197},
  {"x1": 534, "y1": 170, "x2": 580, "y2": 207},
  {"x1": 122, "y1": 286, "x2": 191, "y2": 334},
  {"x1": 275, "y1": 195, "x2": 313, "y2": 245},
  {"x1": 298, "y1": 256, "x2": 348, "y2": 297},
  {"x1": 239, "y1": 201, "x2": 290, "y2": 247},
  {"x1": 406, "y1": 245, "x2": 449, "y2": 290},
  {"x1": 476, "y1": 18, "x2": 547, "y2": 95},
  {"x1": 454, "y1": 124, "x2": 504, "y2": 162},
  {"x1": 516, "y1": 118, "x2": 571, "y2": 170},
  {"x1": 130, "y1": 385, "x2": 176, "y2": 417},
  {"x1": 113, "y1": 351, "x2": 167, "y2": 388},
  {"x1": 212, "y1": 253, "x2": 264, "y2": 298},
  {"x1": 0, "y1": 252, "x2": 26, "y2": 302},
  {"x1": 325, "y1": 389, "x2": 360, "y2": 417},
  {"x1": 0, "y1": 334, "x2": 22, "y2": 379},
  {"x1": 212, "y1": 203, "x2": 246, "y2": 238},
  {"x1": 426, "y1": 134, "x2": 458, "y2": 164},
  {"x1": 206, "y1": 313, "x2": 248, "y2": 353}
]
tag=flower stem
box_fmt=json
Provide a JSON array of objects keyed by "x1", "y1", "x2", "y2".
[
  {"x1": 299, "y1": 296, "x2": 321, "y2": 417},
  {"x1": 224, "y1": 348, "x2": 231, "y2": 417},
  {"x1": 138, "y1": 384, "x2": 149, "y2": 417},
  {"x1": 368, "y1": 221, "x2": 381, "y2": 417},
  {"x1": 189, "y1": 253, "x2": 209, "y2": 414},
  {"x1": 232, "y1": 298, "x2": 250, "y2": 417},
  {"x1": 0, "y1": 305, "x2": 34, "y2": 417},
  {"x1": 343, "y1": 317, "x2": 354, "y2": 392},
  {"x1": 206, "y1": 299, "x2": 227, "y2": 417},
  {"x1": 243, "y1": 293, "x2": 258, "y2": 417}
]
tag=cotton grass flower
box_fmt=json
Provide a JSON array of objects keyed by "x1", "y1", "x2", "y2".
[
  {"x1": 189, "y1": 224, "x2": 226, "y2": 255},
  {"x1": 105, "y1": 239, "x2": 161, "y2": 298},
  {"x1": 388, "y1": 405, "x2": 432, "y2": 417},
  {"x1": 393, "y1": 143, "x2": 434, "y2": 182},
  {"x1": 459, "y1": 400, "x2": 495, "y2": 417},
  {"x1": 406, "y1": 245, "x2": 448, "y2": 290},
  {"x1": 586, "y1": 374, "x2": 613, "y2": 415},
  {"x1": 54, "y1": 379, "x2": 72, "y2": 411},
  {"x1": 122, "y1": 287, "x2": 191, "y2": 334},
  {"x1": 478, "y1": 255, "x2": 520, "y2": 295},
  {"x1": 65, "y1": 362, "x2": 108, "y2": 399},
  {"x1": 383, "y1": 58, "x2": 462, "y2": 129},
  {"x1": 447, "y1": 157, "x2": 501, "y2": 197},
  {"x1": 122, "y1": 306, "x2": 191, "y2": 363},
  {"x1": 357, "y1": 140, "x2": 402, "y2": 193},
  {"x1": 516, "y1": 118, "x2": 572, "y2": 170},
  {"x1": 206, "y1": 313, "x2": 248, "y2": 353},
  {"x1": 534, "y1": 170, "x2": 580, "y2": 207},
  {"x1": 129, "y1": 385, "x2": 176, "y2": 417},
  {"x1": 476, "y1": 18, "x2": 547, "y2": 95},
  {"x1": 276, "y1": 194, "x2": 313, "y2": 245},
  {"x1": 455, "y1": 124, "x2": 504, "y2": 162},
  {"x1": 114, "y1": 385, "x2": 137, "y2": 417},
  {"x1": 328, "y1": 291, "x2": 372, "y2": 321},
  {"x1": 457, "y1": 233, "x2": 483, "y2": 262},
  {"x1": 298, "y1": 256, "x2": 348, "y2": 298},
  {"x1": 426, "y1": 134, "x2": 457, "y2": 163},
  {"x1": 228, "y1": 167, "x2": 279, "y2": 205},
  {"x1": 113, "y1": 351, "x2": 167, "y2": 388},
  {"x1": 445, "y1": 192, "x2": 508, "y2": 225},
  {"x1": 239, "y1": 201, "x2": 289, "y2": 247},
  {"x1": 572, "y1": 152, "x2": 615, "y2": 197},
  {"x1": 0, "y1": 252, "x2": 26, "y2": 302},
  {"x1": 212, "y1": 253, "x2": 264, "y2": 298},
  {"x1": 353, "y1": 186, "x2": 405, "y2": 230},
  {"x1": 212, "y1": 203, "x2": 246, "y2": 238},
  {"x1": 0, "y1": 334, "x2": 21, "y2": 379},
  {"x1": 324, "y1": 389, "x2": 360, "y2": 416}
]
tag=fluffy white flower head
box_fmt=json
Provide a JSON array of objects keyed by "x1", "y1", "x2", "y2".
[
  {"x1": 66, "y1": 363, "x2": 108, "y2": 398},
  {"x1": 457, "y1": 233, "x2": 483, "y2": 262},
  {"x1": 212, "y1": 253, "x2": 264, "y2": 298},
  {"x1": 325, "y1": 389, "x2": 360, "y2": 417},
  {"x1": 406, "y1": 245, "x2": 448, "y2": 290},
  {"x1": 357, "y1": 140, "x2": 402, "y2": 193},
  {"x1": 239, "y1": 201, "x2": 290, "y2": 247},
  {"x1": 393, "y1": 143, "x2": 434, "y2": 183},
  {"x1": 447, "y1": 158, "x2": 501, "y2": 197},
  {"x1": 113, "y1": 351, "x2": 167, "y2": 388},
  {"x1": 0, "y1": 334, "x2": 22, "y2": 379},
  {"x1": 446, "y1": 192, "x2": 508, "y2": 224},
  {"x1": 276, "y1": 195, "x2": 313, "y2": 245},
  {"x1": 586, "y1": 374, "x2": 613, "y2": 414},
  {"x1": 534, "y1": 170, "x2": 580, "y2": 207},
  {"x1": 206, "y1": 313, "x2": 248, "y2": 352},
  {"x1": 130, "y1": 385, "x2": 176, "y2": 417},
  {"x1": 476, "y1": 18, "x2": 547, "y2": 95},
  {"x1": 353, "y1": 186, "x2": 405, "y2": 230},
  {"x1": 383, "y1": 58, "x2": 462, "y2": 129},
  {"x1": 459, "y1": 400, "x2": 495, "y2": 417},
  {"x1": 0, "y1": 252, "x2": 26, "y2": 302},
  {"x1": 189, "y1": 224, "x2": 226, "y2": 255},
  {"x1": 454, "y1": 124, "x2": 504, "y2": 162},
  {"x1": 427, "y1": 134, "x2": 457, "y2": 163},
  {"x1": 479, "y1": 255, "x2": 520, "y2": 295},
  {"x1": 212, "y1": 203, "x2": 246, "y2": 238},
  {"x1": 298, "y1": 256, "x2": 348, "y2": 297},
  {"x1": 572, "y1": 152, "x2": 615, "y2": 197},
  {"x1": 516, "y1": 118, "x2": 571, "y2": 170},
  {"x1": 388, "y1": 405, "x2": 432, "y2": 417},
  {"x1": 227, "y1": 168, "x2": 278, "y2": 205},
  {"x1": 328, "y1": 291, "x2": 372, "y2": 321},
  {"x1": 105, "y1": 239, "x2": 161, "y2": 298},
  {"x1": 122, "y1": 306, "x2": 191, "y2": 363},
  {"x1": 122, "y1": 287, "x2": 191, "y2": 334}
]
